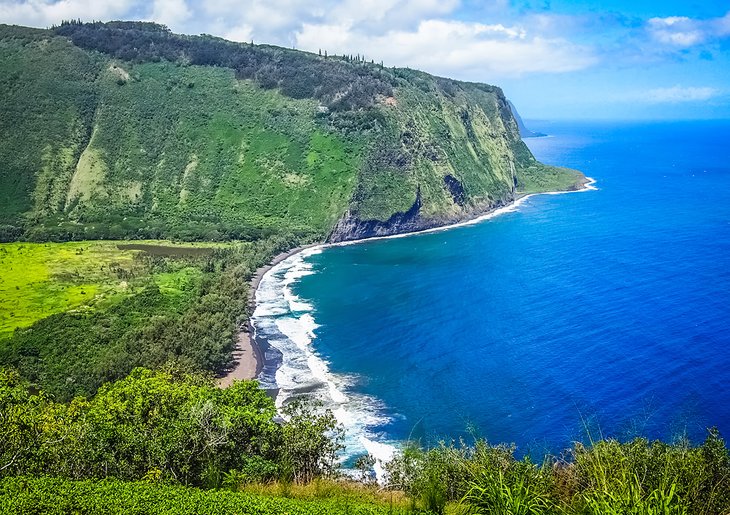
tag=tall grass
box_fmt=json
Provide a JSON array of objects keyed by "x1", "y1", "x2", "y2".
[{"x1": 385, "y1": 429, "x2": 730, "y2": 514}]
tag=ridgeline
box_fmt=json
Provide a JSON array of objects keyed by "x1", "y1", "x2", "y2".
[
  {"x1": 0, "y1": 21, "x2": 583, "y2": 244},
  {"x1": 3, "y1": 21, "x2": 723, "y2": 515}
]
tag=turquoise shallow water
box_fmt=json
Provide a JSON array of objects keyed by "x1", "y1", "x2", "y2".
[{"x1": 253, "y1": 120, "x2": 730, "y2": 464}]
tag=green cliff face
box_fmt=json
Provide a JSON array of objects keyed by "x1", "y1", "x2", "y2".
[{"x1": 0, "y1": 22, "x2": 584, "y2": 243}]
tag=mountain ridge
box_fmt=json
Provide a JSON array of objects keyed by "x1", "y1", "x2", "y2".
[{"x1": 0, "y1": 21, "x2": 584, "y2": 244}]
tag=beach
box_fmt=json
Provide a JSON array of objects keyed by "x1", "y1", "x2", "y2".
[
  {"x1": 217, "y1": 244, "x2": 320, "y2": 385},
  {"x1": 218, "y1": 177, "x2": 596, "y2": 387}
]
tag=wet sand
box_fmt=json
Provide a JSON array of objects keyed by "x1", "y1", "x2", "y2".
[{"x1": 217, "y1": 244, "x2": 318, "y2": 386}]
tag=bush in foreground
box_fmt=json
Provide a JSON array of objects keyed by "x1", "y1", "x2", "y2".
[
  {"x1": 0, "y1": 367, "x2": 341, "y2": 487},
  {"x1": 386, "y1": 433, "x2": 730, "y2": 514}
]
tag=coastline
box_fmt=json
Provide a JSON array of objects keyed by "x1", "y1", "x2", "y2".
[
  {"x1": 217, "y1": 244, "x2": 320, "y2": 386},
  {"x1": 219, "y1": 177, "x2": 596, "y2": 386}
]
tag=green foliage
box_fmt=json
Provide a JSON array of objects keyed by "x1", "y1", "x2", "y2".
[
  {"x1": 0, "y1": 241, "x2": 214, "y2": 337},
  {"x1": 0, "y1": 366, "x2": 348, "y2": 490},
  {"x1": 0, "y1": 25, "x2": 363, "y2": 242},
  {"x1": 79, "y1": 368, "x2": 278, "y2": 484},
  {"x1": 280, "y1": 400, "x2": 344, "y2": 483},
  {"x1": 0, "y1": 475, "x2": 421, "y2": 515},
  {"x1": 463, "y1": 462, "x2": 554, "y2": 515},
  {"x1": 385, "y1": 435, "x2": 730, "y2": 515},
  {"x1": 0, "y1": 28, "x2": 100, "y2": 225},
  {"x1": 568, "y1": 433, "x2": 730, "y2": 515},
  {"x1": 0, "y1": 236, "x2": 295, "y2": 401},
  {"x1": 53, "y1": 20, "x2": 395, "y2": 112},
  {"x1": 222, "y1": 456, "x2": 280, "y2": 487},
  {"x1": 517, "y1": 164, "x2": 586, "y2": 195},
  {"x1": 1, "y1": 369, "x2": 728, "y2": 514}
]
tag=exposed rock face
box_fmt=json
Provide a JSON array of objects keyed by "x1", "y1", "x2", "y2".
[
  {"x1": 329, "y1": 189, "x2": 424, "y2": 242},
  {"x1": 443, "y1": 175, "x2": 466, "y2": 206},
  {"x1": 328, "y1": 188, "x2": 517, "y2": 243}
]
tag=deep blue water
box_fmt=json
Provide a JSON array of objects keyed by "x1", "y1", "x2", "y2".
[{"x1": 254, "y1": 120, "x2": 730, "y2": 461}]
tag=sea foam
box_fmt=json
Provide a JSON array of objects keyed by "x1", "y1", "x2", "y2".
[
  {"x1": 250, "y1": 179, "x2": 597, "y2": 480},
  {"x1": 252, "y1": 248, "x2": 398, "y2": 480}
]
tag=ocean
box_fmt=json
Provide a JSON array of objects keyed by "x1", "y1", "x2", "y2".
[{"x1": 252, "y1": 120, "x2": 730, "y2": 471}]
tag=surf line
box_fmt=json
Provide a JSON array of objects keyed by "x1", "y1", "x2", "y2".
[{"x1": 246, "y1": 178, "x2": 598, "y2": 479}]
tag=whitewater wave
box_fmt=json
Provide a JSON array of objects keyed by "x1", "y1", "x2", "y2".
[
  {"x1": 250, "y1": 178, "x2": 597, "y2": 480},
  {"x1": 251, "y1": 248, "x2": 398, "y2": 480}
]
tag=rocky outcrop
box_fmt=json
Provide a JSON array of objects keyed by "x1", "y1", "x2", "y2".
[
  {"x1": 328, "y1": 189, "x2": 423, "y2": 243},
  {"x1": 328, "y1": 188, "x2": 518, "y2": 243},
  {"x1": 443, "y1": 175, "x2": 466, "y2": 206}
]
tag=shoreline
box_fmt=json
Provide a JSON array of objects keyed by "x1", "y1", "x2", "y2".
[
  {"x1": 217, "y1": 244, "x2": 319, "y2": 386},
  {"x1": 218, "y1": 177, "x2": 596, "y2": 386}
]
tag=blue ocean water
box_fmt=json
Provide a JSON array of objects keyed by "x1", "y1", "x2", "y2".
[{"x1": 253, "y1": 120, "x2": 730, "y2": 465}]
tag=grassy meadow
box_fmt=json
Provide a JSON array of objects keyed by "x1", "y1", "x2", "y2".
[{"x1": 0, "y1": 241, "x2": 224, "y2": 338}]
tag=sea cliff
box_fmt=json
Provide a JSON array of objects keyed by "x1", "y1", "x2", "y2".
[{"x1": 0, "y1": 21, "x2": 584, "y2": 244}]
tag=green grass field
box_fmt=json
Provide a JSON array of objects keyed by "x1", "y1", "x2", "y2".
[{"x1": 0, "y1": 240, "x2": 222, "y2": 338}]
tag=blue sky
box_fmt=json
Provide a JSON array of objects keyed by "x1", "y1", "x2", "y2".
[{"x1": 2, "y1": 0, "x2": 729, "y2": 119}]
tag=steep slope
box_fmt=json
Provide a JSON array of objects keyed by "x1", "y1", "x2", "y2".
[
  {"x1": 0, "y1": 22, "x2": 584, "y2": 244},
  {"x1": 508, "y1": 100, "x2": 547, "y2": 138}
]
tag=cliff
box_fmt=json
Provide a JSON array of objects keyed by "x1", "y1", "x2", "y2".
[
  {"x1": 507, "y1": 100, "x2": 547, "y2": 139},
  {"x1": 0, "y1": 21, "x2": 583, "y2": 243}
]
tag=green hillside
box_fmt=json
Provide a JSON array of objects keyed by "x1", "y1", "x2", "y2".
[
  {"x1": 0, "y1": 21, "x2": 584, "y2": 244},
  {"x1": 2, "y1": 22, "x2": 728, "y2": 515}
]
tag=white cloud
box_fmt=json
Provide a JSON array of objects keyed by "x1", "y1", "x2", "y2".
[
  {"x1": 644, "y1": 85, "x2": 719, "y2": 103},
  {"x1": 198, "y1": 0, "x2": 461, "y2": 46},
  {"x1": 647, "y1": 11, "x2": 730, "y2": 49},
  {"x1": 328, "y1": 0, "x2": 459, "y2": 30},
  {"x1": 712, "y1": 12, "x2": 730, "y2": 37},
  {"x1": 648, "y1": 16, "x2": 704, "y2": 47},
  {"x1": 0, "y1": 0, "x2": 138, "y2": 27},
  {"x1": 296, "y1": 19, "x2": 595, "y2": 79},
  {"x1": 224, "y1": 24, "x2": 254, "y2": 43},
  {"x1": 149, "y1": 0, "x2": 191, "y2": 30}
]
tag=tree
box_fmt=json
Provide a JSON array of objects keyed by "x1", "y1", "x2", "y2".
[
  {"x1": 0, "y1": 367, "x2": 283, "y2": 486},
  {"x1": 280, "y1": 399, "x2": 344, "y2": 483}
]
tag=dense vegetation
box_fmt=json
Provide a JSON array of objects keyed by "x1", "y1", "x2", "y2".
[
  {"x1": 0, "y1": 241, "x2": 226, "y2": 337},
  {"x1": 53, "y1": 20, "x2": 396, "y2": 113},
  {"x1": 387, "y1": 434, "x2": 730, "y2": 514},
  {"x1": 0, "y1": 236, "x2": 296, "y2": 401},
  {"x1": 1, "y1": 365, "x2": 728, "y2": 513},
  {"x1": 0, "y1": 476, "x2": 411, "y2": 515},
  {"x1": 0, "y1": 367, "x2": 342, "y2": 485},
  {"x1": 0, "y1": 21, "x2": 582, "y2": 244}
]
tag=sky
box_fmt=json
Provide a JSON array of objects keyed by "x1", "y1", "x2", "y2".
[{"x1": 2, "y1": 0, "x2": 730, "y2": 119}]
